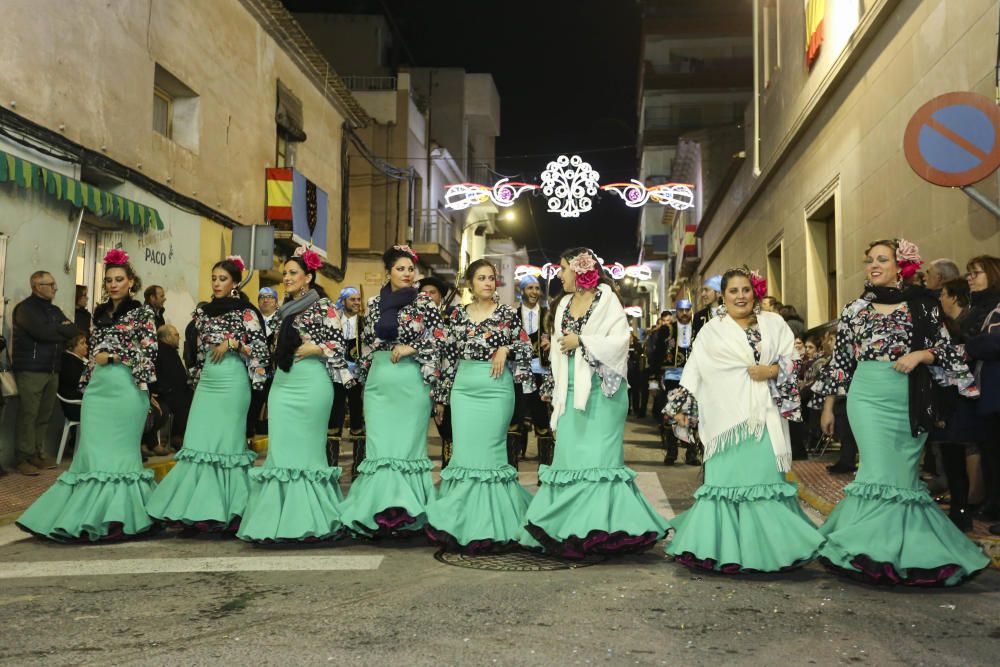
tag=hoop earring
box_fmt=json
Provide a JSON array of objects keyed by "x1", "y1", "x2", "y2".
[
  {"x1": 717, "y1": 303, "x2": 728, "y2": 317},
  {"x1": 230, "y1": 287, "x2": 239, "y2": 298}
]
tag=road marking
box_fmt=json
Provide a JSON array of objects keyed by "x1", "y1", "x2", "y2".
[
  {"x1": 634, "y1": 471, "x2": 675, "y2": 521},
  {"x1": 0, "y1": 555, "x2": 384, "y2": 579},
  {"x1": 0, "y1": 524, "x2": 30, "y2": 548}
]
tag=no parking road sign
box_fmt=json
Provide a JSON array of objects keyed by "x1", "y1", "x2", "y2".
[{"x1": 904, "y1": 92, "x2": 1000, "y2": 187}]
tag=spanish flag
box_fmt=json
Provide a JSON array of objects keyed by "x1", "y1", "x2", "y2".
[
  {"x1": 266, "y1": 168, "x2": 293, "y2": 222},
  {"x1": 805, "y1": 0, "x2": 825, "y2": 69}
]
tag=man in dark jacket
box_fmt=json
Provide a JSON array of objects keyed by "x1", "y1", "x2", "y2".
[
  {"x1": 151, "y1": 324, "x2": 192, "y2": 450},
  {"x1": 12, "y1": 271, "x2": 78, "y2": 475}
]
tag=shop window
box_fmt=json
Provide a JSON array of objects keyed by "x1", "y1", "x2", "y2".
[{"x1": 153, "y1": 64, "x2": 200, "y2": 152}]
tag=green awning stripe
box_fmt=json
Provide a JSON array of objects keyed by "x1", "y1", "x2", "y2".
[{"x1": 0, "y1": 150, "x2": 164, "y2": 231}]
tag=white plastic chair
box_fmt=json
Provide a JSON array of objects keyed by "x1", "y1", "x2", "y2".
[{"x1": 56, "y1": 393, "x2": 82, "y2": 465}]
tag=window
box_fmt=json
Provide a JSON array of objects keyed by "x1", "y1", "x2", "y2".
[
  {"x1": 805, "y1": 185, "x2": 839, "y2": 326},
  {"x1": 152, "y1": 87, "x2": 172, "y2": 138},
  {"x1": 153, "y1": 64, "x2": 200, "y2": 152},
  {"x1": 767, "y1": 238, "x2": 783, "y2": 302},
  {"x1": 276, "y1": 80, "x2": 306, "y2": 166}
]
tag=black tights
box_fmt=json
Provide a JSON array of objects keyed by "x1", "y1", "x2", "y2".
[{"x1": 938, "y1": 443, "x2": 969, "y2": 516}]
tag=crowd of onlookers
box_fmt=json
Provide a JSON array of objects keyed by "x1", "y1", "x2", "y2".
[{"x1": 0, "y1": 272, "x2": 282, "y2": 476}]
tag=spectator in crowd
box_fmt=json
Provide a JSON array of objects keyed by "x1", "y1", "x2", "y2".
[
  {"x1": 693, "y1": 275, "x2": 721, "y2": 336},
  {"x1": 57, "y1": 333, "x2": 88, "y2": 423},
  {"x1": 924, "y1": 258, "x2": 961, "y2": 292},
  {"x1": 150, "y1": 324, "x2": 192, "y2": 451},
  {"x1": 74, "y1": 285, "x2": 91, "y2": 339},
  {"x1": 761, "y1": 296, "x2": 781, "y2": 313},
  {"x1": 182, "y1": 302, "x2": 208, "y2": 370},
  {"x1": 144, "y1": 284, "x2": 166, "y2": 329},
  {"x1": 780, "y1": 304, "x2": 806, "y2": 338},
  {"x1": 962, "y1": 255, "x2": 1000, "y2": 534},
  {"x1": 932, "y1": 278, "x2": 978, "y2": 530},
  {"x1": 12, "y1": 271, "x2": 78, "y2": 475},
  {"x1": 258, "y1": 286, "x2": 279, "y2": 338}
]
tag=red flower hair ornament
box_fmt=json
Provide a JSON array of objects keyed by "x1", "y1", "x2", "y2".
[
  {"x1": 895, "y1": 238, "x2": 923, "y2": 281},
  {"x1": 293, "y1": 246, "x2": 324, "y2": 271},
  {"x1": 393, "y1": 244, "x2": 419, "y2": 263},
  {"x1": 569, "y1": 251, "x2": 600, "y2": 290},
  {"x1": 104, "y1": 248, "x2": 129, "y2": 266},
  {"x1": 225, "y1": 254, "x2": 246, "y2": 272},
  {"x1": 749, "y1": 270, "x2": 768, "y2": 301}
]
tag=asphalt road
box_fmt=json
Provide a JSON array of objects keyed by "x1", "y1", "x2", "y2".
[{"x1": 0, "y1": 419, "x2": 997, "y2": 666}]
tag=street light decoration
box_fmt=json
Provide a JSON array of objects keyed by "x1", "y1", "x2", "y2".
[
  {"x1": 540, "y1": 155, "x2": 601, "y2": 218},
  {"x1": 624, "y1": 264, "x2": 653, "y2": 281},
  {"x1": 624, "y1": 306, "x2": 643, "y2": 318},
  {"x1": 606, "y1": 262, "x2": 627, "y2": 280},
  {"x1": 601, "y1": 180, "x2": 695, "y2": 210},
  {"x1": 514, "y1": 264, "x2": 543, "y2": 280},
  {"x1": 443, "y1": 178, "x2": 538, "y2": 210}
]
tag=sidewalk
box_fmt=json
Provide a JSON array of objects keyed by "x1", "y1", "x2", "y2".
[{"x1": 790, "y1": 459, "x2": 1000, "y2": 568}]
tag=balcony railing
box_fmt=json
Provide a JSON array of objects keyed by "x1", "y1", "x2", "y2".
[
  {"x1": 341, "y1": 75, "x2": 397, "y2": 92},
  {"x1": 414, "y1": 208, "x2": 459, "y2": 258}
]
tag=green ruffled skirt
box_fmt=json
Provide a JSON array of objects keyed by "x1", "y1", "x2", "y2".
[
  {"x1": 17, "y1": 364, "x2": 156, "y2": 542},
  {"x1": 819, "y1": 361, "x2": 990, "y2": 586},
  {"x1": 338, "y1": 352, "x2": 435, "y2": 537},
  {"x1": 665, "y1": 429, "x2": 824, "y2": 573},
  {"x1": 236, "y1": 358, "x2": 343, "y2": 543},
  {"x1": 425, "y1": 361, "x2": 531, "y2": 552},
  {"x1": 147, "y1": 355, "x2": 256, "y2": 531},
  {"x1": 520, "y1": 363, "x2": 669, "y2": 558}
]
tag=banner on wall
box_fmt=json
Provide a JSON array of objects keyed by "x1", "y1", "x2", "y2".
[{"x1": 805, "y1": 0, "x2": 826, "y2": 69}]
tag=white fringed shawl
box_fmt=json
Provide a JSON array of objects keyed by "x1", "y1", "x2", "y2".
[
  {"x1": 680, "y1": 311, "x2": 795, "y2": 472},
  {"x1": 549, "y1": 284, "x2": 630, "y2": 430}
]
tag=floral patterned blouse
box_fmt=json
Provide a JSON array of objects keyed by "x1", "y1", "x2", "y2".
[
  {"x1": 540, "y1": 289, "x2": 624, "y2": 399},
  {"x1": 84, "y1": 303, "x2": 158, "y2": 391},
  {"x1": 812, "y1": 299, "x2": 977, "y2": 397},
  {"x1": 360, "y1": 292, "x2": 447, "y2": 389},
  {"x1": 190, "y1": 306, "x2": 271, "y2": 390},
  {"x1": 272, "y1": 298, "x2": 354, "y2": 386},
  {"x1": 664, "y1": 322, "x2": 802, "y2": 427},
  {"x1": 436, "y1": 303, "x2": 535, "y2": 404}
]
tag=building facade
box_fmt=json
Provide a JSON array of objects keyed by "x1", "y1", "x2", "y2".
[
  {"x1": 693, "y1": 0, "x2": 1000, "y2": 327},
  {"x1": 0, "y1": 0, "x2": 369, "y2": 467}
]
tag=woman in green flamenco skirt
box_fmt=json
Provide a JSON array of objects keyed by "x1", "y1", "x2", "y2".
[
  {"x1": 425, "y1": 259, "x2": 534, "y2": 552},
  {"x1": 147, "y1": 255, "x2": 269, "y2": 532},
  {"x1": 520, "y1": 248, "x2": 670, "y2": 559},
  {"x1": 17, "y1": 250, "x2": 159, "y2": 542},
  {"x1": 664, "y1": 268, "x2": 824, "y2": 573},
  {"x1": 236, "y1": 247, "x2": 355, "y2": 543},
  {"x1": 337, "y1": 246, "x2": 448, "y2": 538},
  {"x1": 813, "y1": 239, "x2": 989, "y2": 586}
]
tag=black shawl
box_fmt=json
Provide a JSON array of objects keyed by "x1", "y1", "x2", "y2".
[
  {"x1": 374, "y1": 284, "x2": 418, "y2": 341},
  {"x1": 93, "y1": 298, "x2": 143, "y2": 328}
]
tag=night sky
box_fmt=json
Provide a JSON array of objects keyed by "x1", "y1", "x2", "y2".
[{"x1": 284, "y1": 0, "x2": 644, "y2": 266}]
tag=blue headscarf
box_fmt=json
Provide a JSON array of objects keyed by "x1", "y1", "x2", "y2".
[
  {"x1": 517, "y1": 275, "x2": 540, "y2": 301},
  {"x1": 336, "y1": 286, "x2": 360, "y2": 312},
  {"x1": 704, "y1": 275, "x2": 722, "y2": 293}
]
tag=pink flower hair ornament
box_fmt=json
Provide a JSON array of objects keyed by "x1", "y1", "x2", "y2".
[
  {"x1": 293, "y1": 246, "x2": 324, "y2": 271},
  {"x1": 104, "y1": 248, "x2": 129, "y2": 266},
  {"x1": 393, "y1": 244, "x2": 419, "y2": 263},
  {"x1": 225, "y1": 254, "x2": 246, "y2": 272},
  {"x1": 895, "y1": 238, "x2": 923, "y2": 280},
  {"x1": 569, "y1": 251, "x2": 600, "y2": 290},
  {"x1": 749, "y1": 270, "x2": 768, "y2": 301}
]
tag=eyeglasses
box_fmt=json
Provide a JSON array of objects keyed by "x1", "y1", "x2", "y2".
[
  {"x1": 35, "y1": 282, "x2": 56, "y2": 288},
  {"x1": 966, "y1": 270, "x2": 985, "y2": 280}
]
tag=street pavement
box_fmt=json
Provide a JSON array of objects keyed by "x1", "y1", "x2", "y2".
[{"x1": 0, "y1": 419, "x2": 998, "y2": 666}]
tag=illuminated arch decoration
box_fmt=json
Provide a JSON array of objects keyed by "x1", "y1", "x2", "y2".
[
  {"x1": 444, "y1": 178, "x2": 538, "y2": 211},
  {"x1": 601, "y1": 180, "x2": 695, "y2": 210},
  {"x1": 624, "y1": 264, "x2": 653, "y2": 281},
  {"x1": 514, "y1": 264, "x2": 543, "y2": 280},
  {"x1": 624, "y1": 306, "x2": 644, "y2": 318},
  {"x1": 444, "y1": 156, "x2": 695, "y2": 218},
  {"x1": 606, "y1": 262, "x2": 627, "y2": 280}
]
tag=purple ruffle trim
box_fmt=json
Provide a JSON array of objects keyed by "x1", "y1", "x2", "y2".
[
  {"x1": 525, "y1": 523, "x2": 660, "y2": 560},
  {"x1": 674, "y1": 551, "x2": 807, "y2": 575},
  {"x1": 370, "y1": 507, "x2": 421, "y2": 537},
  {"x1": 244, "y1": 528, "x2": 345, "y2": 545},
  {"x1": 424, "y1": 525, "x2": 519, "y2": 555},
  {"x1": 819, "y1": 555, "x2": 971, "y2": 587},
  {"x1": 166, "y1": 516, "x2": 241, "y2": 534}
]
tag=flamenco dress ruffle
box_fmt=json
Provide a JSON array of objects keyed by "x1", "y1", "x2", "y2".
[
  {"x1": 17, "y1": 364, "x2": 157, "y2": 542},
  {"x1": 236, "y1": 357, "x2": 343, "y2": 543},
  {"x1": 818, "y1": 362, "x2": 990, "y2": 586},
  {"x1": 665, "y1": 430, "x2": 824, "y2": 573},
  {"x1": 520, "y1": 363, "x2": 669, "y2": 559},
  {"x1": 147, "y1": 355, "x2": 255, "y2": 532},
  {"x1": 425, "y1": 362, "x2": 531, "y2": 553},
  {"x1": 339, "y1": 352, "x2": 436, "y2": 537}
]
